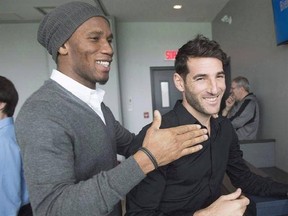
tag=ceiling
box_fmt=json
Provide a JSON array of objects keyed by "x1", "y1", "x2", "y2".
[{"x1": 0, "y1": 0, "x2": 230, "y2": 23}]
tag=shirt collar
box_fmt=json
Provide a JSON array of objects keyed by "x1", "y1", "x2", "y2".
[
  {"x1": 50, "y1": 69, "x2": 105, "y2": 105},
  {"x1": 173, "y1": 100, "x2": 199, "y2": 125}
]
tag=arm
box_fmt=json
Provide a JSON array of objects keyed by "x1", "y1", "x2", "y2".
[
  {"x1": 125, "y1": 164, "x2": 168, "y2": 216},
  {"x1": 222, "y1": 95, "x2": 235, "y2": 117},
  {"x1": 228, "y1": 100, "x2": 256, "y2": 129},
  {"x1": 227, "y1": 129, "x2": 288, "y2": 197},
  {"x1": 194, "y1": 189, "x2": 249, "y2": 216},
  {"x1": 113, "y1": 108, "x2": 207, "y2": 175},
  {"x1": 16, "y1": 100, "x2": 146, "y2": 216},
  {"x1": 16, "y1": 100, "x2": 207, "y2": 216},
  {"x1": 0, "y1": 137, "x2": 23, "y2": 215}
]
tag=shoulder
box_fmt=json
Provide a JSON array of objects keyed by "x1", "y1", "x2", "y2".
[
  {"x1": 213, "y1": 116, "x2": 238, "y2": 142},
  {"x1": 161, "y1": 109, "x2": 179, "y2": 128},
  {"x1": 0, "y1": 133, "x2": 21, "y2": 164},
  {"x1": 134, "y1": 110, "x2": 178, "y2": 144},
  {"x1": 0, "y1": 122, "x2": 18, "y2": 148},
  {"x1": 216, "y1": 115, "x2": 234, "y2": 129},
  {"x1": 245, "y1": 93, "x2": 258, "y2": 102}
]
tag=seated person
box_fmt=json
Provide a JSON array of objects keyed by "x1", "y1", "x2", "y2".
[
  {"x1": 125, "y1": 35, "x2": 288, "y2": 216},
  {"x1": 0, "y1": 76, "x2": 31, "y2": 216},
  {"x1": 222, "y1": 76, "x2": 259, "y2": 140}
]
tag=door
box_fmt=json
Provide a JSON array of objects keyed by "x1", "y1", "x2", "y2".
[{"x1": 150, "y1": 66, "x2": 182, "y2": 115}]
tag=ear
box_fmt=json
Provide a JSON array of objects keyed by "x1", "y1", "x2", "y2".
[
  {"x1": 239, "y1": 86, "x2": 246, "y2": 93},
  {"x1": 0, "y1": 102, "x2": 7, "y2": 119},
  {"x1": 0, "y1": 102, "x2": 6, "y2": 111},
  {"x1": 173, "y1": 73, "x2": 185, "y2": 92},
  {"x1": 58, "y1": 42, "x2": 69, "y2": 56}
]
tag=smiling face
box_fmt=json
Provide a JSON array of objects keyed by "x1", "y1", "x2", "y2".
[
  {"x1": 176, "y1": 57, "x2": 226, "y2": 120},
  {"x1": 58, "y1": 17, "x2": 114, "y2": 89}
]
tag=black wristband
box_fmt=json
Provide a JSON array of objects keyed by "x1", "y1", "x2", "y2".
[{"x1": 139, "y1": 147, "x2": 158, "y2": 169}]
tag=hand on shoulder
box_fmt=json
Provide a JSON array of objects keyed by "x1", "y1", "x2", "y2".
[{"x1": 134, "y1": 110, "x2": 208, "y2": 174}]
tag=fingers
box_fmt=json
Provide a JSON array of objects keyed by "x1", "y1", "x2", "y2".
[
  {"x1": 181, "y1": 144, "x2": 203, "y2": 156},
  {"x1": 222, "y1": 188, "x2": 250, "y2": 206},
  {"x1": 226, "y1": 96, "x2": 235, "y2": 106},
  {"x1": 151, "y1": 110, "x2": 206, "y2": 137},
  {"x1": 238, "y1": 195, "x2": 250, "y2": 206},
  {"x1": 168, "y1": 123, "x2": 202, "y2": 135},
  {"x1": 180, "y1": 128, "x2": 208, "y2": 147},
  {"x1": 150, "y1": 110, "x2": 161, "y2": 130},
  {"x1": 196, "y1": 189, "x2": 249, "y2": 216},
  {"x1": 178, "y1": 127, "x2": 208, "y2": 157},
  {"x1": 180, "y1": 134, "x2": 208, "y2": 157},
  {"x1": 144, "y1": 112, "x2": 208, "y2": 167},
  {"x1": 223, "y1": 188, "x2": 242, "y2": 200}
]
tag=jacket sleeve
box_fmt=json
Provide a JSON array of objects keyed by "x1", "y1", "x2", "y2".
[
  {"x1": 229, "y1": 99, "x2": 256, "y2": 130},
  {"x1": 226, "y1": 130, "x2": 288, "y2": 197},
  {"x1": 125, "y1": 166, "x2": 169, "y2": 216},
  {"x1": 0, "y1": 136, "x2": 23, "y2": 216},
  {"x1": 125, "y1": 126, "x2": 169, "y2": 216},
  {"x1": 15, "y1": 100, "x2": 145, "y2": 216}
]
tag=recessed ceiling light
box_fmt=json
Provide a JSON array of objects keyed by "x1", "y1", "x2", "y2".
[{"x1": 173, "y1": 5, "x2": 182, "y2": 9}]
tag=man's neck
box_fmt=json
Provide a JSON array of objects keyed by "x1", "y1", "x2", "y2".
[
  {"x1": 239, "y1": 91, "x2": 249, "y2": 102},
  {"x1": 182, "y1": 100, "x2": 211, "y2": 134},
  {"x1": 0, "y1": 112, "x2": 7, "y2": 120}
]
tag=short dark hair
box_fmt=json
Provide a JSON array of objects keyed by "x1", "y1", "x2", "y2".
[
  {"x1": 233, "y1": 76, "x2": 250, "y2": 92},
  {"x1": 0, "y1": 76, "x2": 19, "y2": 117},
  {"x1": 175, "y1": 34, "x2": 227, "y2": 80}
]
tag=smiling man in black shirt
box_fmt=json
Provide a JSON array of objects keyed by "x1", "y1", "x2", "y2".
[{"x1": 125, "y1": 35, "x2": 288, "y2": 216}]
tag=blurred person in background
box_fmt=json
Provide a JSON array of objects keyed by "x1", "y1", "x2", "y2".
[
  {"x1": 222, "y1": 76, "x2": 259, "y2": 140},
  {"x1": 0, "y1": 76, "x2": 31, "y2": 216}
]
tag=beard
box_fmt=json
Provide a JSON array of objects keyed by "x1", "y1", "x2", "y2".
[
  {"x1": 98, "y1": 78, "x2": 108, "y2": 85},
  {"x1": 74, "y1": 64, "x2": 109, "y2": 87},
  {"x1": 185, "y1": 91, "x2": 210, "y2": 115},
  {"x1": 184, "y1": 91, "x2": 221, "y2": 116},
  {"x1": 96, "y1": 73, "x2": 109, "y2": 85}
]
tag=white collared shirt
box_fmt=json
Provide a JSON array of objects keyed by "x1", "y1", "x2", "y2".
[{"x1": 50, "y1": 69, "x2": 106, "y2": 124}]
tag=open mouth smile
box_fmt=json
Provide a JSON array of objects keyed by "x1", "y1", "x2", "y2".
[{"x1": 96, "y1": 60, "x2": 111, "y2": 68}]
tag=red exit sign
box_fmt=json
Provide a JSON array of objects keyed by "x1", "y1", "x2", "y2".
[{"x1": 165, "y1": 50, "x2": 178, "y2": 60}]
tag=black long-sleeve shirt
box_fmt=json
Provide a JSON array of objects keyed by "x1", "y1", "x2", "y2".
[{"x1": 126, "y1": 101, "x2": 288, "y2": 216}]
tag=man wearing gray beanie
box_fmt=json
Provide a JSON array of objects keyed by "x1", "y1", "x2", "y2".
[
  {"x1": 15, "y1": 1, "x2": 208, "y2": 216},
  {"x1": 37, "y1": 1, "x2": 108, "y2": 63}
]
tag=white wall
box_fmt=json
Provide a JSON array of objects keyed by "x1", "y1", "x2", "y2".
[
  {"x1": 117, "y1": 22, "x2": 212, "y2": 133},
  {"x1": 0, "y1": 23, "x2": 49, "y2": 116},
  {"x1": 212, "y1": 0, "x2": 288, "y2": 172}
]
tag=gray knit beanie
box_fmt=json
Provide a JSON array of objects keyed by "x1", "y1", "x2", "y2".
[{"x1": 37, "y1": 1, "x2": 108, "y2": 62}]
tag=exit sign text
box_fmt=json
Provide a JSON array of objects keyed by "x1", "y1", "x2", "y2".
[{"x1": 165, "y1": 50, "x2": 178, "y2": 60}]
